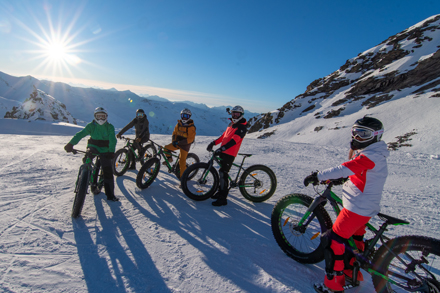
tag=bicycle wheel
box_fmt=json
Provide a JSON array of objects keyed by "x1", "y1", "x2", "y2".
[
  {"x1": 271, "y1": 193, "x2": 332, "y2": 264},
  {"x1": 90, "y1": 158, "x2": 103, "y2": 195},
  {"x1": 136, "y1": 157, "x2": 160, "y2": 189},
  {"x1": 113, "y1": 149, "x2": 130, "y2": 176},
  {"x1": 141, "y1": 142, "x2": 157, "y2": 164},
  {"x1": 239, "y1": 164, "x2": 277, "y2": 202},
  {"x1": 175, "y1": 153, "x2": 200, "y2": 179},
  {"x1": 372, "y1": 235, "x2": 440, "y2": 293},
  {"x1": 181, "y1": 162, "x2": 219, "y2": 201},
  {"x1": 72, "y1": 167, "x2": 89, "y2": 218}
]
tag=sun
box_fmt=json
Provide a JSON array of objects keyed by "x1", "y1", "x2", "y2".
[{"x1": 46, "y1": 41, "x2": 68, "y2": 61}]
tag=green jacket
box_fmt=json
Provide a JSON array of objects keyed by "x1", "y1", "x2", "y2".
[{"x1": 69, "y1": 121, "x2": 117, "y2": 153}]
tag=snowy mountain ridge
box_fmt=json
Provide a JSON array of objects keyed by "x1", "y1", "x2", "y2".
[{"x1": 246, "y1": 14, "x2": 440, "y2": 154}]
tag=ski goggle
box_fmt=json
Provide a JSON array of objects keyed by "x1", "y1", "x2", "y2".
[
  {"x1": 181, "y1": 113, "x2": 191, "y2": 120},
  {"x1": 137, "y1": 112, "x2": 145, "y2": 118},
  {"x1": 231, "y1": 112, "x2": 242, "y2": 119},
  {"x1": 95, "y1": 113, "x2": 107, "y2": 120},
  {"x1": 351, "y1": 127, "x2": 384, "y2": 140}
]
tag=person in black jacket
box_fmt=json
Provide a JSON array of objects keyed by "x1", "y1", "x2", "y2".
[{"x1": 116, "y1": 109, "x2": 150, "y2": 170}]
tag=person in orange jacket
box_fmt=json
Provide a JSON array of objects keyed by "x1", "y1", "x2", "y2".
[
  {"x1": 207, "y1": 106, "x2": 247, "y2": 206},
  {"x1": 163, "y1": 108, "x2": 196, "y2": 177}
]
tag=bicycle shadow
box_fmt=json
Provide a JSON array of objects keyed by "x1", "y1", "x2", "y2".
[
  {"x1": 115, "y1": 170, "x2": 320, "y2": 292},
  {"x1": 72, "y1": 195, "x2": 171, "y2": 293}
]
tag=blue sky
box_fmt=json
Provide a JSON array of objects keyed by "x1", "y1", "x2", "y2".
[{"x1": 1, "y1": 0, "x2": 439, "y2": 113}]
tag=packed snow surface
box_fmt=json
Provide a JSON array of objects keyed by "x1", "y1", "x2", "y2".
[{"x1": 0, "y1": 119, "x2": 439, "y2": 292}]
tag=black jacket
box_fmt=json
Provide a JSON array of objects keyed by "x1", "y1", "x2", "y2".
[{"x1": 118, "y1": 117, "x2": 150, "y2": 141}]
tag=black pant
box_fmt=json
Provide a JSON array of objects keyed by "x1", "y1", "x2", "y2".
[
  {"x1": 130, "y1": 137, "x2": 150, "y2": 167},
  {"x1": 88, "y1": 149, "x2": 115, "y2": 197},
  {"x1": 217, "y1": 153, "x2": 235, "y2": 199}
]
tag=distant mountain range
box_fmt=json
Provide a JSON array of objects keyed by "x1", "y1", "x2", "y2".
[{"x1": 0, "y1": 72, "x2": 259, "y2": 136}]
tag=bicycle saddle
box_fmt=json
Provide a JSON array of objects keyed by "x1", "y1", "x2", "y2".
[
  {"x1": 238, "y1": 153, "x2": 252, "y2": 157},
  {"x1": 377, "y1": 213, "x2": 409, "y2": 225}
]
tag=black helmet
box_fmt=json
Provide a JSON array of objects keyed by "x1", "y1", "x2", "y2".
[
  {"x1": 136, "y1": 109, "x2": 145, "y2": 118},
  {"x1": 350, "y1": 116, "x2": 384, "y2": 150}
]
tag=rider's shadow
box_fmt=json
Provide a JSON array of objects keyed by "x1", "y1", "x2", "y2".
[{"x1": 72, "y1": 196, "x2": 171, "y2": 293}]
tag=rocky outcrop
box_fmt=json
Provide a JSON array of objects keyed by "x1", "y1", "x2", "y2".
[
  {"x1": 5, "y1": 86, "x2": 76, "y2": 124},
  {"x1": 247, "y1": 14, "x2": 440, "y2": 133}
]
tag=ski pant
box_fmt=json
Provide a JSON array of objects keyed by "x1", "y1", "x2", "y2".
[
  {"x1": 322, "y1": 208, "x2": 371, "y2": 291},
  {"x1": 163, "y1": 144, "x2": 189, "y2": 176},
  {"x1": 130, "y1": 137, "x2": 150, "y2": 168},
  {"x1": 216, "y1": 153, "x2": 235, "y2": 200},
  {"x1": 89, "y1": 151, "x2": 115, "y2": 198}
]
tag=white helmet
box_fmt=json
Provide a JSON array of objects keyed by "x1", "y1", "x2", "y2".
[
  {"x1": 230, "y1": 105, "x2": 244, "y2": 123},
  {"x1": 180, "y1": 108, "x2": 192, "y2": 123},
  {"x1": 94, "y1": 107, "x2": 108, "y2": 125}
]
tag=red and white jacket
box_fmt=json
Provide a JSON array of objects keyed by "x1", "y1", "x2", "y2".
[{"x1": 317, "y1": 141, "x2": 390, "y2": 217}]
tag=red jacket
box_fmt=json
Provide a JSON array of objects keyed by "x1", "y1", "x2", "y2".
[{"x1": 214, "y1": 118, "x2": 247, "y2": 157}]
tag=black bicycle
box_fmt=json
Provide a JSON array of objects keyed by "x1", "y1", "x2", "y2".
[
  {"x1": 271, "y1": 179, "x2": 440, "y2": 292},
  {"x1": 180, "y1": 151, "x2": 277, "y2": 202},
  {"x1": 136, "y1": 140, "x2": 200, "y2": 189},
  {"x1": 112, "y1": 136, "x2": 157, "y2": 176},
  {"x1": 71, "y1": 149, "x2": 105, "y2": 218}
]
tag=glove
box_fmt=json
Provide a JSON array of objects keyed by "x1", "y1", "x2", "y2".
[
  {"x1": 64, "y1": 143, "x2": 74, "y2": 153},
  {"x1": 116, "y1": 133, "x2": 121, "y2": 139},
  {"x1": 214, "y1": 148, "x2": 223, "y2": 156},
  {"x1": 304, "y1": 172, "x2": 319, "y2": 187},
  {"x1": 135, "y1": 137, "x2": 141, "y2": 143},
  {"x1": 333, "y1": 177, "x2": 348, "y2": 186},
  {"x1": 172, "y1": 141, "x2": 179, "y2": 147},
  {"x1": 207, "y1": 141, "x2": 215, "y2": 152}
]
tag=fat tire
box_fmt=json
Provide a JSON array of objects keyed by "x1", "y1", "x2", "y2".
[
  {"x1": 141, "y1": 143, "x2": 157, "y2": 164},
  {"x1": 175, "y1": 153, "x2": 200, "y2": 179},
  {"x1": 72, "y1": 168, "x2": 88, "y2": 218},
  {"x1": 372, "y1": 235, "x2": 440, "y2": 293},
  {"x1": 271, "y1": 193, "x2": 332, "y2": 264},
  {"x1": 136, "y1": 157, "x2": 160, "y2": 189},
  {"x1": 181, "y1": 162, "x2": 219, "y2": 201},
  {"x1": 239, "y1": 164, "x2": 277, "y2": 202},
  {"x1": 113, "y1": 149, "x2": 130, "y2": 176}
]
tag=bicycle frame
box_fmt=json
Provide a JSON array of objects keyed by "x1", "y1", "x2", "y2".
[
  {"x1": 73, "y1": 150, "x2": 101, "y2": 194},
  {"x1": 149, "y1": 140, "x2": 182, "y2": 173},
  {"x1": 120, "y1": 136, "x2": 141, "y2": 161},
  {"x1": 203, "y1": 152, "x2": 250, "y2": 191}
]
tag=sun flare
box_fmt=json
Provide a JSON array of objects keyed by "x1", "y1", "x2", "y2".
[{"x1": 46, "y1": 42, "x2": 68, "y2": 61}]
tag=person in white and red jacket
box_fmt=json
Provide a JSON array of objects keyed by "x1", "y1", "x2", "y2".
[
  {"x1": 206, "y1": 106, "x2": 247, "y2": 207},
  {"x1": 304, "y1": 116, "x2": 390, "y2": 293}
]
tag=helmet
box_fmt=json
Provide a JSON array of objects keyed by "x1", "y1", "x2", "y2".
[
  {"x1": 230, "y1": 105, "x2": 244, "y2": 123},
  {"x1": 136, "y1": 109, "x2": 146, "y2": 119},
  {"x1": 180, "y1": 108, "x2": 192, "y2": 123},
  {"x1": 350, "y1": 116, "x2": 384, "y2": 150},
  {"x1": 94, "y1": 107, "x2": 108, "y2": 125}
]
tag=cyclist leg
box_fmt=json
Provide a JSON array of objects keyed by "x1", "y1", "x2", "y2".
[
  {"x1": 178, "y1": 149, "x2": 188, "y2": 176},
  {"x1": 212, "y1": 153, "x2": 234, "y2": 206},
  {"x1": 163, "y1": 143, "x2": 178, "y2": 164},
  {"x1": 101, "y1": 154, "x2": 118, "y2": 201},
  {"x1": 319, "y1": 208, "x2": 370, "y2": 291}
]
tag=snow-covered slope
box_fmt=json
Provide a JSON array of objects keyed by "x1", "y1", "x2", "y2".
[
  {"x1": 247, "y1": 14, "x2": 440, "y2": 154},
  {"x1": 0, "y1": 120, "x2": 439, "y2": 292}
]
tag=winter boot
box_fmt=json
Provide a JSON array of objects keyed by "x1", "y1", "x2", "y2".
[
  {"x1": 313, "y1": 282, "x2": 344, "y2": 293},
  {"x1": 212, "y1": 197, "x2": 227, "y2": 206},
  {"x1": 162, "y1": 156, "x2": 173, "y2": 165},
  {"x1": 104, "y1": 182, "x2": 119, "y2": 202},
  {"x1": 323, "y1": 271, "x2": 345, "y2": 292}
]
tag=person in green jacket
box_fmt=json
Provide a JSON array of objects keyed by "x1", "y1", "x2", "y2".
[{"x1": 64, "y1": 107, "x2": 119, "y2": 201}]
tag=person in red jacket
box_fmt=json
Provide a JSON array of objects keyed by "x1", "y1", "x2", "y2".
[{"x1": 206, "y1": 106, "x2": 247, "y2": 206}]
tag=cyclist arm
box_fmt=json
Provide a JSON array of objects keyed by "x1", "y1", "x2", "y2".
[
  {"x1": 118, "y1": 119, "x2": 136, "y2": 137},
  {"x1": 318, "y1": 154, "x2": 375, "y2": 181},
  {"x1": 69, "y1": 123, "x2": 92, "y2": 145}
]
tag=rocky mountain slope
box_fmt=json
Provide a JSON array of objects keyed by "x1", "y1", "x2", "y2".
[
  {"x1": 4, "y1": 86, "x2": 76, "y2": 124},
  {"x1": 247, "y1": 14, "x2": 440, "y2": 137}
]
